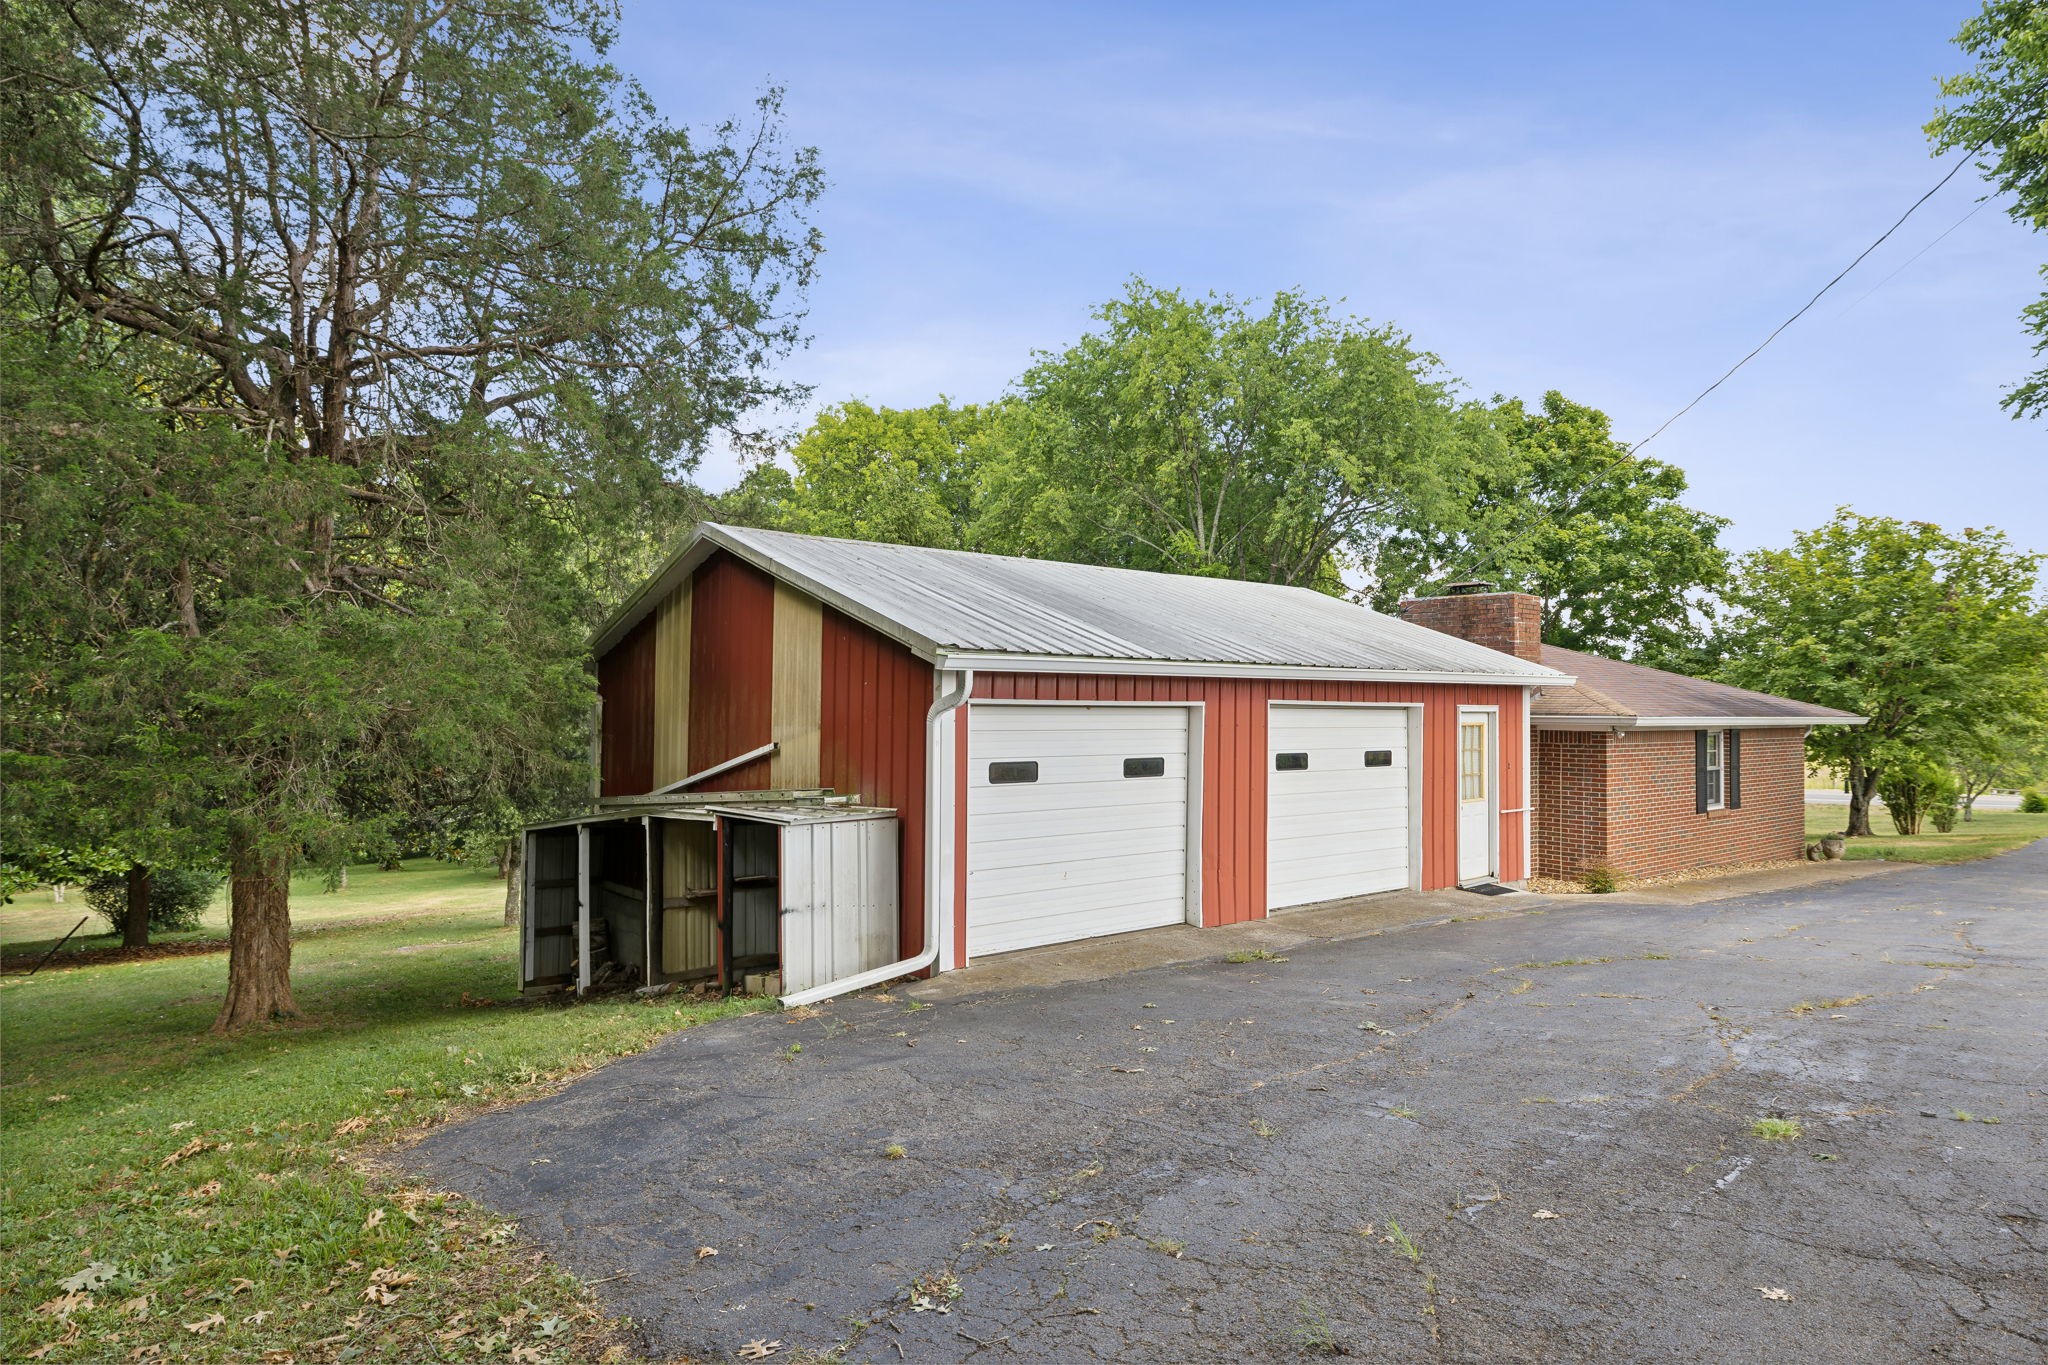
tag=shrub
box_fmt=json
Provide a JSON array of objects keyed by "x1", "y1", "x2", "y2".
[
  {"x1": 1580, "y1": 864, "x2": 1622, "y2": 894},
  {"x1": 1878, "y1": 754, "x2": 1956, "y2": 836},
  {"x1": 1929, "y1": 792, "x2": 1958, "y2": 833},
  {"x1": 84, "y1": 867, "x2": 221, "y2": 935},
  {"x1": 2022, "y1": 789, "x2": 2048, "y2": 814}
]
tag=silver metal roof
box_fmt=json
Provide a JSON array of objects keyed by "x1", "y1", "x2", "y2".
[{"x1": 596, "y1": 523, "x2": 1566, "y2": 684}]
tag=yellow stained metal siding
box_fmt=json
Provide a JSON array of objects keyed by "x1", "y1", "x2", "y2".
[
  {"x1": 658, "y1": 819, "x2": 718, "y2": 977},
  {"x1": 770, "y1": 581, "x2": 823, "y2": 788},
  {"x1": 651, "y1": 580, "x2": 693, "y2": 788}
]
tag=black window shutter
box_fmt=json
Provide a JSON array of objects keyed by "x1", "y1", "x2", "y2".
[
  {"x1": 1694, "y1": 730, "x2": 1710, "y2": 813},
  {"x1": 1727, "y1": 731, "x2": 1741, "y2": 809}
]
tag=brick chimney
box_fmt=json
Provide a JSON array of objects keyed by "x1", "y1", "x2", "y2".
[{"x1": 1397, "y1": 581, "x2": 1544, "y2": 664}]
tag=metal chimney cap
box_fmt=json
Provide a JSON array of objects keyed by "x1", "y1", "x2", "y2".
[{"x1": 1442, "y1": 580, "x2": 1498, "y2": 596}]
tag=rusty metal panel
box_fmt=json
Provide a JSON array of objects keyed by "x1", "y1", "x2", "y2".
[
  {"x1": 689, "y1": 552, "x2": 776, "y2": 790},
  {"x1": 596, "y1": 616, "x2": 655, "y2": 797}
]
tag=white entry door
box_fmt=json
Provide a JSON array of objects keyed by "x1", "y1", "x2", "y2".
[
  {"x1": 1267, "y1": 705, "x2": 1414, "y2": 910},
  {"x1": 1457, "y1": 710, "x2": 1496, "y2": 883},
  {"x1": 966, "y1": 705, "x2": 1191, "y2": 957}
]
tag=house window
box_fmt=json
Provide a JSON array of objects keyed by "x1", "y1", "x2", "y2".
[
  {"x1": 988, "y1": 761, "x2": 1038, "y2": 784},
  {"x1": 1705, "y1": 730, "x2": 1727, "y2": 809},
  {"x1": 1123, "y1": 756, "x2": 1166, "y2": 778},
  {"x1": 1459, "y1": 722, "x2": 1487, "y2": 801},
  {"x1": 1275, "y1": 752, "x2": 1309, "y2": 771},
  {"x1": 1363, "y1": 749, "x2": 1393, "y2": 768}
]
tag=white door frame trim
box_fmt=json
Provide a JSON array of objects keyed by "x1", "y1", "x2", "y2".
[
  {"x1": 1457, "y1": 705, "x2": 1501, "y2": 885},
  {"x1": 960, "y1": 699, "x2": 1206, "y2": 963}
]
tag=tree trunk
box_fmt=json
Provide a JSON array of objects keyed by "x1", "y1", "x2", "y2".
[
  {"x1": 338, "y1": 862, "x2": 349, "y2": 890},
  {"x1": 1845, "y1": 760, "x2": 1880, "y2": 838},
  {"x1": 51, "y1": 883, "x2": 64, "y2": 903},
  {"x1": 502, "y1": 836, "x2": 522, "y2": 928},
  {"x1": 212, "y1": 827, "x2": 300, "y2": 1031},
  {"x1": 122, "y1": 864, "x2": 153, "y2": 949}
]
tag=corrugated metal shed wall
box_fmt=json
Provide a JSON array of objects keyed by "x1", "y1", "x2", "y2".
[
  {"x1": 819, "y1": 607, "x2": 930, "y2": 959},
  {"x1": 971, "y1": 673, "x2": 1526, "y2": 934},
  {"x1": 596, "y1": 616, "x2": 655, "y2": 798},
  {"x1": 689, "y1": 553, "x2": 776, "y2": 790}
]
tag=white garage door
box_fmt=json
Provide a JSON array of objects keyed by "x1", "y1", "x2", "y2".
[
  {"x1": 1267, "y1": 705, "x2": 1413, "y2": 911},
  {"x1": 967, "y1": 705, "x2": 1191, "y2": 957}
]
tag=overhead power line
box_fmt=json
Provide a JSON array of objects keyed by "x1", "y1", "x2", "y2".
[{"x1": 1448, "y1": 150, "x2": 1981, "y2": 588}]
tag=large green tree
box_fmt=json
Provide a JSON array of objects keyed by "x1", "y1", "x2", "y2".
[
  {"x1": 985, "y1": 281, "x2": 1493, "y2": 588},
  {"x1": 0, "y1": 0, "x2": 821, "y2": 1027},
  {"x1": 749, "y1": 398, "x2": 1006, "y2": 550},
  {"x1": 1716, "y1": 509, "x2": 2047, "y2": 836},
  {"x1": 1930, "y1": 0, "x2": 2048, "y2": 416},
  {"x1": 1368, "y1": 391, "x2": 1729, "y2": 658}
]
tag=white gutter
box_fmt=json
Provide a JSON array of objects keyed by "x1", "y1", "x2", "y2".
[
  {"x1": 779, "y1": 667, "x2": 973, "y2": 1008},
  {"x1": 1533, "y1": 715, "x2": 1865, "y2": 731}
]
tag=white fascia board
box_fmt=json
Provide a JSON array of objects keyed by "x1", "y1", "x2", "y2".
[
  {"x1": 936, "y1": 650, "x2": 1570, "y2": 689},
  {"x1": 1533, "y1": 714, "x2": 1863, "y2": 732},
  {"x1": 1626, "y1": 715, "x2": 1865, "y2": 730}
]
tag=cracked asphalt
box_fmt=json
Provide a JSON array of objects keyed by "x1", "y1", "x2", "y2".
[{"x1": 409, "y1": 841, "x2": 2048, "y2": 1362}]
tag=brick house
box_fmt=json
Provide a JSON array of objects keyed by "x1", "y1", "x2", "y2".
[{"x1": 1399, "y1": 586, "x2": 1865, "y2": 882}]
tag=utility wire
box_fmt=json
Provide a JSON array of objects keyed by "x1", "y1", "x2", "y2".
[{"x1": 1447, "y1": 151, "x2": 1981, "y2": 587}]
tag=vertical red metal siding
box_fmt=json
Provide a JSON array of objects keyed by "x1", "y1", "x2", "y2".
[
  {"x1": 971, "y1": 673, "x2": 1529, "y2": 925},
  {"x1": 818, "y1": 607, "x2": 932, "y2": 959},
  {"x1": 595, "y1": 616, "x2": 655, "y2": 797},
  {"x1": 688, "y1": 553, "x2": 776, "y2": 791}
]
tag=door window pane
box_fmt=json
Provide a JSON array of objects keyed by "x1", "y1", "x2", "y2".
[{"x1": 1459, "y1": 722, "x2": 1487, "y2": 801}]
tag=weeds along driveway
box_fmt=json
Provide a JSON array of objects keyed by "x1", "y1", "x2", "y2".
[{"x1": 409, "y1": 842, "x2": 2048, "y2": 1363}]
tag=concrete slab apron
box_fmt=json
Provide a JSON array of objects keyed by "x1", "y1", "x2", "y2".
[{"x1": 408, "y1": 840, "x2": 2048, "y2": 1363}]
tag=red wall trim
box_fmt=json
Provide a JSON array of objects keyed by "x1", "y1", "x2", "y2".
[
  {"x1": 688, "y1": 553, "x2": 776, "y2": 791},
  {"x1": 970, "y1": 673, "x2": 1529, "y2": 926}
]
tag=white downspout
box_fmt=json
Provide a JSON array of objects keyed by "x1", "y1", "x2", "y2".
[{"x1": 778, "y1": 667, "x2": 972, "y2": 1008}]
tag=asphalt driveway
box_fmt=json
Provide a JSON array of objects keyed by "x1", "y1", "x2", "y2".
[{"x1": 409, "y1": 842, "x2": 2048, "y2": 1362}]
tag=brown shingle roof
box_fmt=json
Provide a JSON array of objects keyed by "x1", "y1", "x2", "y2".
[{"x1": 1532, "y1": 645, "x2": 1862, "y2": 724}]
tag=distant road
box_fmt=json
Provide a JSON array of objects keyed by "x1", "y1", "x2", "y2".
[{"x1": 1806, "y1": 790, "x2": 2022, "y2": 811}]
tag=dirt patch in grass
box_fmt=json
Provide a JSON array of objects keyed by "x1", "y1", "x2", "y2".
[{"x1": 0, "y1": 938, "x2": 231, "y2": 974}]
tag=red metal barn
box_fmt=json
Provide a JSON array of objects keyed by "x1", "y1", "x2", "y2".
[{"x1": 546, "y1": 524, "x2": 1567, "y2": 1004}]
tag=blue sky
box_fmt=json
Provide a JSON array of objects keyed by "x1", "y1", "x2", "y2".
[{"x1": 622, "y1": 1, "x2": 2045, "y2": 558}]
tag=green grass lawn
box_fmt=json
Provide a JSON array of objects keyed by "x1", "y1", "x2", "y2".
[
  {"x1": 2, "y1": 860, "x2": 504, "y2": 958},
  {"x1": 1804, "y1": 805, "x2": 2047, "y2": 865},
  {"x1": 2, "y1": 869, "x2": 769, "y2": 1363}
]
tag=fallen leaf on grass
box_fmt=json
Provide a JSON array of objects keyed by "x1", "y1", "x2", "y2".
[
  {"x1": 1755, "y1": 1287, "x2": 1793, "y2": 1301},
  {"x1": 184, "y1": 1312, "x2": 226, "y2": 1334},
  {"x1": 362, "y1": 1207, "x2": 386, "y2": 1231},
  {"x1": 736, "y1": 1340, "x2": 782, "y2": 1360},
  {"x1": 183, "y1": 1180, "x2": 222, "y2": 1200},
  {"x1": 59, "y1": 1262, "x2": 120, "y2": 1292},
  {"x1": 230, "y1": 1277, "x2": 255, "y2": 1295},
  {"x1": 333, "y1": 1115, "x2": 371, "y2": 1137},
  {"x1": 160, "y1": 1139, "x2": 214, "y2": 1169},
  {"x1": 243, "y1": 1309, "x2": 272, "y2": 1325},
  {"x1": 36, "y1": 1291, "x2": 93, "y2": 1319},
  {"x1": 168, "y1": 1120, "x2": 193, "y2": 1132},
  {"x1": 121, "y1": 1295, "x2": 152, "y2": 1319},
  {"x1": 1531, "y1": 1210, "x2": 1563, "y2": 1220},
  {"x1": 272, "y1": 1245, "x2": 299, "y2": 1262},
  {"x1": 45, "y1": 1094, "x2": 70, "y2": 1104},
  {"x1": 361, "y1": 1266, "x2": 418, "y2": 1304}
]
